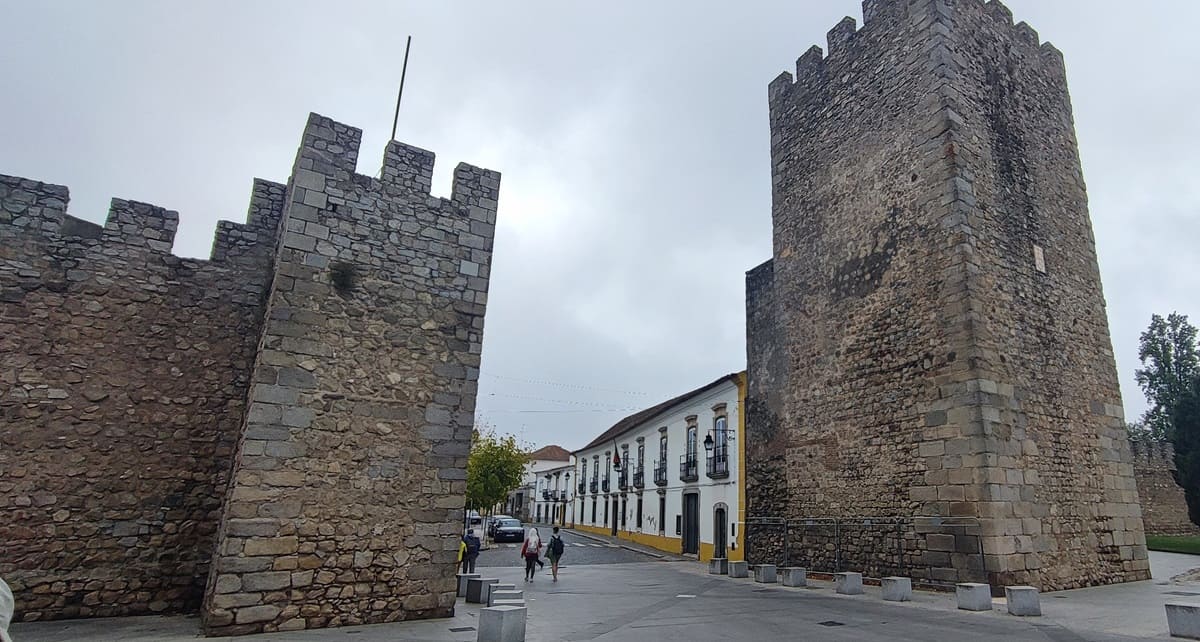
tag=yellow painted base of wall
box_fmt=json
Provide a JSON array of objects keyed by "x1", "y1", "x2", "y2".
[{"x1": 571, "y1": 524, "x2": 744, "y2": 562}]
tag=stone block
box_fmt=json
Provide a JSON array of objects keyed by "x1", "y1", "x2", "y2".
[
  {"x1": 754, "y1": 564, "x2": 777, "y2": 583},
  {"x1": 480, "y1": 580, "x2": 510, "y2": 605},
  {"x1": 881, "y1": 577, "x2": 911, "y2": 602},
  {"x1": 458, "y1": 573, "x2": 480, "y2": 597},
  {"x1": 489, "y1": 589, "x2": 523, "y2": 607},
  {"x1": 781, "y1": 567, "x2": 807, "y2": 587},
  {"x1": 1004, "y1": 586, "x2": 1040, "y2": 616},
  {"x1": 709, "y1": 558, "x2": 729, "y2": 575},
  {"x1": 478, "y1": 604, "x2": 526, "y2": 642},
  {"x1": 490, "y1": 599, "x2": 525, "y2": 608},
  {"x1": 835, "y1": 572, "x2": 863, "y2": 595},
  {"x1": 466, "y1": 577, "x2": 499, "y2": 604},
  {"x1": 728, "y1": 561, "x2": 749, "y2": 578},
  {"x1": 1166, "y1": 602, "x2": 1200, "y2": 639},
  {"x1": 956, "y1": 583, "x2": 992, "y2": 611}
]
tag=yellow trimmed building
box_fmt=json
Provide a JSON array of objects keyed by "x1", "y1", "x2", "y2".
[{"x1": 571, "y1": 373, "x2": 746, "y2": 562}]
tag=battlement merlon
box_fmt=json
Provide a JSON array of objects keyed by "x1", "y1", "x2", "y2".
[
  {"x1": 767, "y1": 0, "x2": 1066, "y2": 109},
  {"x1": 294, "y1": 112, "x2": 500, "y2": 216},
  {"x1": 101, "y1": 199, "x2": 179, "y2": 253},
  {"x1": 0, "y1": 175, "x2": 69, "y2": 234}
]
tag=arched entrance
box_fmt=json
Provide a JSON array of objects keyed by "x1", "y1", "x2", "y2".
[{"x1": 713, "y1": 503, "x2": 728, "y2": 559}]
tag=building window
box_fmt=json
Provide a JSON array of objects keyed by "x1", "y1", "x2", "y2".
[
  {"x1": 636, "y1": 495, "x2": 643, "y2": 529},
  {"x1": 603, "y1": 498, "x2": 609, "y2": 525},
  {"x1": 592, "y1": 497, "x2": 597, "y2": 523}
]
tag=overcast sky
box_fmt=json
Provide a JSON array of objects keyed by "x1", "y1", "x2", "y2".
[{"x1": 2, "y1": 1, "x2": 1197, "y2": 452}]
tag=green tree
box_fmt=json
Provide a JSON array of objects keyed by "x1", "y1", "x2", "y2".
[
  {"x1": 1135, "y1": 312, "x2": 1199, "y2": 440},
  {"x1": 466, "y1": 427, "x2": 528, "y2": 516},
  {"x1": 1170, "y1": 376, "x2": 1200, "y2": 526}
]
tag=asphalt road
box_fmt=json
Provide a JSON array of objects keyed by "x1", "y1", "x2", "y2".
[{"x1": 476, "y1": 528, "x2": 653, "y2": 568}]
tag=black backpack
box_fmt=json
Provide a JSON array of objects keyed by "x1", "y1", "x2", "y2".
[{"x1": 550, "y1": 535, "x2": 564, "y2": 555}]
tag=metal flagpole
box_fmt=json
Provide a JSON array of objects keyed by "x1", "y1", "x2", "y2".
[{"x1": 391, "y1": 35, "x2": 413, "y2": 142}]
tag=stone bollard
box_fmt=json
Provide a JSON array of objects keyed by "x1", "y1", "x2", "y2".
[
  {"x1": 490, "y1": 590, "x2": 524, "y2": 607},
  {"x1": 478, "y1": 604, "x2": 527, "y2": 642},
  {"x1": 1166, "y1": 602, "x2": 1200, "y2": 639},
  {"x1": 729, "y1": 561, "x2": 749, "y2": 578},
  {"x1": 458, "y1": 573, "x2": 481, "y2": 598},
  {"x1": 491, "y1": 599, "x2": 526, "y2": 608},
  {"x1": 834, "y1": 572, "x2": 863, "y2": 595},
  {"x1": 1005, "y1": 586, "x2": 1041, "y2": 616},
  {"x1": 881, "y1": 577, "x2": 911, "y2": 602},
  {"x1": 466, "y1": 577, "x2": 499, "y2": 604},
  {"x1": 754, "y1": 564, "x2": 778, "y2": 584},
  {"x1": 709, "y1": 558, "x2": 729, "y2": 575},
  {"x1": 781, "y1": 568, "x2": 807, "y2": 587},
  {"x1": 481, "y1": 582, "x2": 513, "y2": 606},
  {"x1": 956, "y1": 583, "x2": 993, "y2": 611}
]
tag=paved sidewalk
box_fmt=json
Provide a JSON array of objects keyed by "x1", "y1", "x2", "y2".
[{"x1": 9, "y1": 551, "x2": 1200, "y2": 640}]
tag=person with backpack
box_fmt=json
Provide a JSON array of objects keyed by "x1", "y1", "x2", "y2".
[
  {"x1": 547, "y1": 526, "x2": 566, "y2": 581},
  {"x1": 520, "y1": 527, "x2": 543, "y2": 582},
  {"x1": 462, "y1": 529, "x2": 481, "y2": 574}
]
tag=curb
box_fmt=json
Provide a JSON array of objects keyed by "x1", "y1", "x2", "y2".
[{"x1": 564, "y1": 528, "x2": 670, "y2": 560}]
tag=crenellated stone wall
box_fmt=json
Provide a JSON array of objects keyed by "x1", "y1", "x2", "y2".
[
  {"x1": 0, "y1": 112, "x2": 499, "y2": 635},
  {"x1": 745, "y1": 0, "x2": 1148, "y2": 591}
]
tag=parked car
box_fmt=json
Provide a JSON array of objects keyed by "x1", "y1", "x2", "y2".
[
  {"x1": 467, "y1": 510, "x2": 482, "y2": 526},
  {"x1": 492, "y1": 518, "x2": 525, "y2": 543},
  {"x1": 487, "y1": 514, "x2": 513, "y2": 538}
]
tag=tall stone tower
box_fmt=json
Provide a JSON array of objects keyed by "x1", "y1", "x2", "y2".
[{"x1": 745, "y1": 0, "x2": 1148, "y2": 590}]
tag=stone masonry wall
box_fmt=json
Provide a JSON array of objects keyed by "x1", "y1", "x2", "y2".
[
  {"x1": 201, "y1": 114, "x2": 498, "y2": 635},
  {"x1": 0, "y1": 175, "x2": 284, "y2": 619},
  {"x1": 745, "y1": 0, "x2": 1148, "y2": 590},
  {"x1": 1132, "y1": 440, "x2": 1200, "y2": 536}
]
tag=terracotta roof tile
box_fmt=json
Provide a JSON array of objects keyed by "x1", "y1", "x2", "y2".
[{"x1": 528, "y1": 444, "x2": 572, "y2": 461}]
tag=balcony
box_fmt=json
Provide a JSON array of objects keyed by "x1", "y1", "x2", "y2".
[
  {"x1": 617, "y1": 472, "x2": 629, "y2": 491},
  {"x1": 633, "y1": 468, "x2": 645, "y2": 489},
  {"x1": 589, "y1": 479, "x2": 598, "y2": 494},
  {"x1": 653, "y1": 459, "x2": 668, "y2": 487},
  {"x1": 578, "y1": 481, "x2": 586, "y2": 495},
  {"x1": 706, "y1": 448, "x2": 730, "y2": 479},
  {"x1": 601, "y1": 478, "x2": 611, "y2": 493},
  {"x1": 679, "y1": 454, "x2": 699, "y2": 482},
  {"x1": 541, "y1": 490, "x2": 551, "y2": 501}
]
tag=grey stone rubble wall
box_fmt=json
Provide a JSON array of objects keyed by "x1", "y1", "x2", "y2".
[
  {"x1": 0, "y1": 174, "x2": 284, "y2": 619},
  {"x1": 201, "y1": 113, "x2": 499, "y2": 636},
  {"x1": 1131, "y1": 440, "x2": 1200, "y2": 536},
  {"x1": 746, "y1": 0, "x2": 1148, "y2": 590}
]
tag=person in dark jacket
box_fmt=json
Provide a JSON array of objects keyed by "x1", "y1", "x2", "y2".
[{"x1": 462, "y1": 529, "x2": 481, "y2": 574}]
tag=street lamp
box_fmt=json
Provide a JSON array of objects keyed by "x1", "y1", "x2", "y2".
[{"x1": 703, "y1": 434, "x2": 714, "y2": 452}]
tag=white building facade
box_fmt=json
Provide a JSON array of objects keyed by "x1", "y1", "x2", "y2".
[
  {"x1": 506, "y1": 445, "x2": 574, "y2": 524},
  {"x1": 571, "y1": 373, "x2": 745, "y2": 562}
]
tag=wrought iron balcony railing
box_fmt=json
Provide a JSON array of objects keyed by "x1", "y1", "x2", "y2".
[
  {"x1": 706, "y1": 448, "x2": 730, "y2": 479},
  {"x1": 653, "y1": 459, "x2": 668, "y2": 486},
  {"x1": 601, "y1": 478, "x2": 610, "y2": 493},
  {"x1": 633, "y1": 469, "x2": 645, "y2": 489},
  {"x1": 679, "y1": 454, "x2": 699, "y2": 482},
  {"x1": 589, "y1": 479, "x2": 598, "y2": 494}
]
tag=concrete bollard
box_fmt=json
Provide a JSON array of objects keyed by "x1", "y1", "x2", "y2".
[
  {"x1": 478, "y1": 604, "x2": 527, "y2": 642},
  {"x1": 881, "y1": 577, "x2": 911, "y2": 602},
  {"x1": 458, "y1": 573, "x2": 481, "y2": 598},
  {"x1": 834, "y1": 572, "x2": 863, "y2": 595},
  {"x1": 466, "y1": 577, "x2": 500, "y2": 604},
  {"x1": 729, "y1": 561, "x2": 749, "y2": 578},
  {"x1": 489, "y1": 590, "x2": 524, "y2": 607},
  {"x1": 490, "y1": 599, "x2": 526, "y2": 608},
  {"x1": 956, "y1": 583, "x2": 993, "y2": 611},
  {"x1": 754, "y1": 564, "x2": 778, "y2": 584},
  {"x1": 1005, "y1": 586, "x2": 1041, "y2": 616},
  {"x1": 1166, "y1": 602, "x2": 1200, "y2": 639},
  {"x1": 709, "y1": 558, "x2": 729, "y2": 575},
  {"x1": 781, "y1": 568, "x2": 807, "y2": 587},
  {"x1": 480, "y1": 582, "x2": 513, "y2": 606}
]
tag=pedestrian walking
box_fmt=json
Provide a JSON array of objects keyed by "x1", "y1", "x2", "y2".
[
  {"x1": 462, "y1": 529, "x2": 481, "y2": 574},
  {"x1": 547, "y1": 526, "x2": 566, "y2": 581},
  {"x1": 520, "y1": 527, "x2": 544, "y2": 582},
  {"x1": 0, "y1": 576, "x2": 14, "y2": 642}
]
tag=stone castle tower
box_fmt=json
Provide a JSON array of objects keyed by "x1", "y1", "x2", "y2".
[
  {"x1": 745, "y1": 0, "x2": 1148, "y2": 590},
  {"x1": 0, "y1": 113, "x2": 499, "y2": 635}
]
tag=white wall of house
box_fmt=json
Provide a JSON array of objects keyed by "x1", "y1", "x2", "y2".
[
  {"x1": 530, "y1": 460, "x2": 575, "y2": 525},
  {"x1": 571, "y1": 377, "x2": 742, "y2": 560}
]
